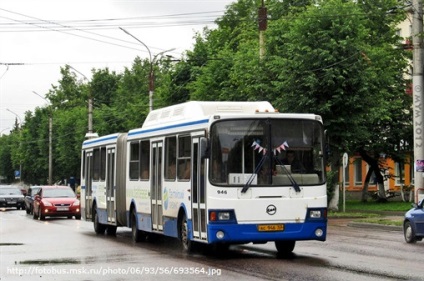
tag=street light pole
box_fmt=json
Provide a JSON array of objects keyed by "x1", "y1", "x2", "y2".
[
  {"x1": 6, "y1": 108, "x2": 22, "y2": 182},
  {"x1": 33, "y1": 91, "x2": 53, "y2": 185},
  {"x1": 68, "y1": 65, "x2": 96, "y2": 138},
  {"x1": 119, "y1": 27, "x2": 175, "y2": 112}
]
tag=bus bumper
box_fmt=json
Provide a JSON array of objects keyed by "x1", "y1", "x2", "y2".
[{"x1": 207, "y1": 221, "x2": 327, "y2": 244}]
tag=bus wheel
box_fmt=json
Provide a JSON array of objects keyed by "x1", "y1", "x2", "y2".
[
  {"x1": 275, "y1": 241, "x2": 295, "y2": 257},
  {"x1": 180, "y1": 214, "x2": 193, "y2": 253},
  {"x1": 93, "y1": 208, "x2": 106, "y2": 234},
  {"x1": 131, "y1": 210, "x2": 145, "y2": 242},
  {"x1": 106, "y1": 226, "x2": 117, "y2": 236}
]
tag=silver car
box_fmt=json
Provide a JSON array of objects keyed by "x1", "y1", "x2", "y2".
[{"x1": 0, "y1": 185, "x2": 25, "y2": 210}]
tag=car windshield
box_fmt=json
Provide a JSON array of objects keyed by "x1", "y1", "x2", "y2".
[
  {"x1": 0, "y1": 188, "x2": 22, "y2": 195},
  {"x1": 42, "y1": 188, "x2": 75, "y2": 198}
]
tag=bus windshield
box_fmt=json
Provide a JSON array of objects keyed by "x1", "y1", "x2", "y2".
[{"x1": 210, "y1": 118, "x2": 325, "y2": 186}]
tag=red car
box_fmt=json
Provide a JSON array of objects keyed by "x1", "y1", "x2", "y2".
[{"x1": 33, "y1": 186, "x2": 81, "y2": 220}]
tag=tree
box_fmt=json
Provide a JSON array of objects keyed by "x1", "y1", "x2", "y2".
[
  {"x1": 0, "y1": 134, "x2": 14, "y2": 183},
  {"x1": 266, "y1": 0, "x2": 410, "y2": 203}
]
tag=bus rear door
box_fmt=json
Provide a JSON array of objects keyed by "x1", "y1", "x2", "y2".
[
  {"x1": 106, "y1": 148, "x2": 116, "y2": 223},
  {"x1": 84, "y1": 151, "x2": 93, "y2": 220},
  {"x1": 151, "y1": 141, "x2": 163, "y2": 232}
]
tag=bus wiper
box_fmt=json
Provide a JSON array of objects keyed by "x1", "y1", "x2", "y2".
[
  {"x1": 275, "y1": 157, "x2": 301, "y2": 193},
  {"x1": 241, "y1": 156, "x2": 267, "y2": 193}
]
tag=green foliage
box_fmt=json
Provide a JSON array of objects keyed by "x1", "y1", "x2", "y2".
[{"x1": 0, "y1": 0, "x2": 413, "y2": 187}]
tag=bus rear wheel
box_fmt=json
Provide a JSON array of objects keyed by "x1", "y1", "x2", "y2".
[
  {"x1": 131, "y1": 210, "x2": 145, "y2": 242},
  {"x1": 93, "y1": 208, "x2": 106, "y2": 234},
  {"x1": 275, "y1": 240, "x2": 295, "y2": 257}
]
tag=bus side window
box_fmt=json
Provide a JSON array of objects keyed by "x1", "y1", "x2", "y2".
[
  {"x1": 129, "y1": 142, "x2": 140, "y2": 180},
  {"x1": 164, "y1": 136, "x2": 176, "y2": 180},
  {"x1": 178, "y1": 135, "x2": 191, "y2": 181},
  {"x1": 140, "y1": 140, "x2": 150, "y2": 180},
  {"x1": 93, "y1": 148, "x2": 100, "y2": 181}
]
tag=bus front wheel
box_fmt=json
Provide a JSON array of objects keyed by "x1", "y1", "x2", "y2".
[
  {"x1": 275, "y1": 240, "x2": 295, "y2": 257},
  {"x1": 180, "y1": 214, "x2": 193, "y2": 253}
]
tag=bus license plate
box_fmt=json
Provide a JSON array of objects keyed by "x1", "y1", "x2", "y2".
[{"x1": 257, "y1": 224, "x2": 284, "y2": 232}]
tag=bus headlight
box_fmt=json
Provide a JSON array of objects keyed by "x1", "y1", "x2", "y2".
[
  {"x1": 309, "y1": 210, "x2": 322, "y2": 218},
  {"x1": 218, "y1": 212, "x2": 230, "y2": 220},
  {"x1": 209, "y1": 210, "x2": 235, "y2": 222}
]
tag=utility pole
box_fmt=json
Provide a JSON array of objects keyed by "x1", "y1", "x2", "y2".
[
  {"x1": 68, "y1": 65, "x2": 96, "y2": 138},
  {"x1": 258, "y1": 0, "x2": 267, "y2": 60},
  {"x1": 6, "y1": 108, "x2": 22, "y2": 183},
  {"x1": 413, "y1": 0, "x2": 424, "y2": 203}
]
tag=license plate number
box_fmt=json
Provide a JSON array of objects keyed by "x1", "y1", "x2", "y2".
[
  {"x1": 257, "y1": 224, "x2": 284, "y2": 232},
  {"x1": 56, "y1": 207, "x2": 69, "y2": 211},
  {"x1": 7, "y1": 201, "x2": 16, "y2": 204}
]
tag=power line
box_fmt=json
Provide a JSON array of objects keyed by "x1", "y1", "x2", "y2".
[{"x1": 0, "y1": 8, "x2": 202, "y2": 54}]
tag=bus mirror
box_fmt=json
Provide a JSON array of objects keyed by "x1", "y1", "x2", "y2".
[
  {"x1": 200, "y1": 137, "x2": 210, "y2": 159},
  {"x1": 324, "y1": 129, "x2": 330, "y2": 159}
]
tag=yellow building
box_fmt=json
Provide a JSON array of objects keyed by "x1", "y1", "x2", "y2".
[{"x1": 341, "y1": 155, "x2": 413, "y2": 193}]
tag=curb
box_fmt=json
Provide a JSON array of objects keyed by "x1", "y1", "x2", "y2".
[{"x1": 347, "y1": 222, "x2": 403, "y2": 231}]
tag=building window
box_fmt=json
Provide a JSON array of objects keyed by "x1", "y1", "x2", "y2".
[
  {"x1": 354, "y1": 158, "x2": 362, "y2": 186},
  {"x1": 395, "y1": 162, "x2": 405, "y2": 186}
]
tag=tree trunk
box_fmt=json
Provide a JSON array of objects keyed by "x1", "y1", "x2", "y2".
[
  {"x1": 361, "y1": 167, "x2": 373, "y2": 202},
  {"x1": 328, "y1": 184, "x2": 339, "y2": 211},
  {"x1": 358, "y1": 148, "x2": 387, "y2": 202},
  {"x1": 328, "y1": 151, "x2": 341, "y2": 211}
]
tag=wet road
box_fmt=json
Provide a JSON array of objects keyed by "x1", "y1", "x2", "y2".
[{"x1": 1, "y1": 209, "x2": 423, "y2": 281}]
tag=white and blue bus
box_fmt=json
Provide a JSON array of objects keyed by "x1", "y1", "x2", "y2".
[{"x1": 80, "y1": 101, "x2": 327, "y2": 255}]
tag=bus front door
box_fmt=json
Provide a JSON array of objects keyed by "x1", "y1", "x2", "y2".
[
  {"x1": 151, "y1": 141, "x2": 163, "y2": 232},
  {"x1": 84, "y1": 151, "x2": 93, "y2": 220},
  {"x1": 191, "y1": 137, "x2": 207, "y2": 242},
  {"x1": 106, "y1": 148, "x2": 116, "y2": 223}
]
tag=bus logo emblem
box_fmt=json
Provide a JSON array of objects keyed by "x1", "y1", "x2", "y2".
[{"x1": 266, "y1": 205, "x2": 276, "y2": 215}]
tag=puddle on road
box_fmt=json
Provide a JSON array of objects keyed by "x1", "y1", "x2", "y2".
[
  {"x1": 0, "y1": 243, "x2": 23, "y2": 246},
  {"x1": 0, "y1": 243, "x2": 82, "y2": 265},
  {"x1": 20, "y1": 258, "x2": 81, "y2": 265}
]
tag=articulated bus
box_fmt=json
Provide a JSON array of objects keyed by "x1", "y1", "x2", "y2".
[{"x1": 80, "y1": 101, "x2": 327, "y2": 256}]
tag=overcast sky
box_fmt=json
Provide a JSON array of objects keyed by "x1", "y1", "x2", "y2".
[{"x1": 0, "y1": 0, "x2": 234, "y2": 135}]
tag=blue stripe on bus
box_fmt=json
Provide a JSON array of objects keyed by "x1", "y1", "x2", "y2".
[
  {"x1": 83, "y1": 135, "x2": 119, "y2": 146},
  {"x1": 128, "y1": 119, "x2": 209, "y2": 137}
]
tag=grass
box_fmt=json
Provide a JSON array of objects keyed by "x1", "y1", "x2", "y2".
[
  {"x1": 328, "y1": 200, "x2": 414, "y2": 226},
  {"x1": 344, "y1": 200, "x2": 412, "y2": 212}
]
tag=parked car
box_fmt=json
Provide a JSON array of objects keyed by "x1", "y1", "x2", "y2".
[
  {"x1": 0, "y1": 185, "x2": 25, "y2": 210},
  {"x1": 403, "y1": 199, "x2": 424, "y2": 243},
  {"x1": 33, "y1": 186, "x2": 81, "y2": 220},
  {"x1": 25, "y1": 186, "x2": 41, "y2": 215}
]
